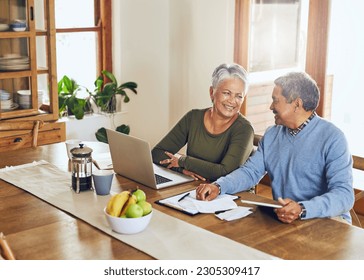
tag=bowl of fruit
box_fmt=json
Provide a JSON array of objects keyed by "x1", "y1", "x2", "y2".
[{"x1": 104, "y1": 188, "x2": 153, "y2": 234}]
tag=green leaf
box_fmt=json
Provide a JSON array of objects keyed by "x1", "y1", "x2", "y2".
[
  {"x1": 116, "y1": 124, "x2": 130, "y2": 135},
  {"x1": 95, "y1": 125, "x2": 130, "y2": 144},
  {"x1": 102, "y1": 70, "x2": 117, "y2": 84},
  {"x1": 123, "y1": 94, "x2": 130, "y2": 103},
  {"x1": 120, "y1": 81, "x2": 137, "y2": 89},
  {"x1": 94, "y1": 75, "x2": 104, "y2": 90},
  {"x1": 95, "y1": 127, "x2": 108, "y2": 143}
]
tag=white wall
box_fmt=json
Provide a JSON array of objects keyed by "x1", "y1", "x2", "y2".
[
  {"x1": 327, "y1": 0, "x2": 364, "y2": 157},
  {"x1": 112, "y1": 0, "x2": 235, "y2": 147}
]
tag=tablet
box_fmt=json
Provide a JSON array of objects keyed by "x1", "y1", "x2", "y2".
[{"x1": 240, "y1": 199, "x2": 283, "y2": 208}]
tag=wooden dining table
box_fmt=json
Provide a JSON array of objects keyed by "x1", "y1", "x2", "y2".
[{"x1": 1, "y1": 141, "x2": 364, "y2": 260}]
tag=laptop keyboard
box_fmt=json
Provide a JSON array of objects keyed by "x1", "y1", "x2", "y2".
[{"x1": 155, "y1": 174, "x2": 172, "y2": 185}]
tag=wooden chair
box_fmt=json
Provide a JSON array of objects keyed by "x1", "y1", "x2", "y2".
[
  {"x1": 0, "y1": 120, "x2": 44, "y2": 151},
  {"x1": 0, "y1": 232, "x2": 16, "y2": 260},
  {"x1": 350, "y1": 156, "x2": 364, "y2": 228}
]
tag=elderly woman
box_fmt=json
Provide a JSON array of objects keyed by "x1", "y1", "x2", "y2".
[
  {"x1": 151, "y1": 63, "x2": 254, "y2": 181},
  {"x1": 196, "y1": 72, "x2": 354, "y2": 224}
]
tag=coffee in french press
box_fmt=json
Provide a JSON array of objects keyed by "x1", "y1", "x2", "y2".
[{"x1": 70, "y1": 144, "x2": 93, "y2": 193}]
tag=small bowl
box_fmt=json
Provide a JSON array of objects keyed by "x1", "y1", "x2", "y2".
[
  {"x1": 12, "y1": 26, "x2": 26, "y2": 32},
  {"x1": 104, "y1": 207, "x2": 152, "y2": 234},
  {"x1": 10, "y1": 20, "x2": 26, "y2": 32}
]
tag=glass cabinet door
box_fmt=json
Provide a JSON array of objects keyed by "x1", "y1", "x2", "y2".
[{"x1": 0, "y1": 0, "x2": 58, "y2": 121}]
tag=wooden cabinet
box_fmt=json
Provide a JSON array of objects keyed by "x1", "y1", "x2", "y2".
[
  {"x1": 0, "y1": 0, "x2": 64, "y2": 147},
  {"x1": 0, "y1": 121, "x2": 64, "y2": 152}
]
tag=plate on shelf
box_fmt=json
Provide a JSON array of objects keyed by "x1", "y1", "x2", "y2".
[
  {"x1": 0, "y1": 56, "x2": 29, "y2": 62},
  {"x1": 0, "y1": 102, "x2": 19, "y2": 112},
  {"x1": 0, "y1": 64, "x2": 30, "y2": 71},
  {"x1": 0, "y1": 55, "x2": 30, "y2": 71}
]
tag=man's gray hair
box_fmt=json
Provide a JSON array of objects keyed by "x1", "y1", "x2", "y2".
[
  {"x1": 211, "y1": 63, "x2": 249, "y2": 95},
  {"x1": 274, "y1": 72, "x2": 320, "y2": 111}
]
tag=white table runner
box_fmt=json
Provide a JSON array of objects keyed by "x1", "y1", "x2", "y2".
[{"x1": 0, "y1": 160, "x2": 277, "y2": 260}]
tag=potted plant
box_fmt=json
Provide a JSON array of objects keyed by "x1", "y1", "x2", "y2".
[
  {"x1": 58, "y1": 75, "x2": 92, "y2": 120},
  {"x1": 92, "y1": 70, "x2": 137, "y2": 113},
  {"x1": 91, "y1": 70, "x2": 138, "y2": 143},
  {"x1": 57, "y1": 71, "x2": 137, "y2": 142}
]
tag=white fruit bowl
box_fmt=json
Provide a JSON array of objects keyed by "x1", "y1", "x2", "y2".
[{"x1": 104, "y1": 207, "x2": 152, "y2": 234}]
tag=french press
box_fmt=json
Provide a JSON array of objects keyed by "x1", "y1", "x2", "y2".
[{"x1": 70, "y1": 144, "x2": 93, "y2": 193}]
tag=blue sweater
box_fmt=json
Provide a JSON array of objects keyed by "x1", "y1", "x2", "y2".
[{"x1": 216, "y1": 116, "x2": 355, "y2": 222}]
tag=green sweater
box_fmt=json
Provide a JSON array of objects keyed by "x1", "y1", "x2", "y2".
[{"x1": 151, "y1": 108, "x2": 254, "y2": 181}]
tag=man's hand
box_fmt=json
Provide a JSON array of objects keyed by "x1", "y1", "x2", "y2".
[
  {"x1": 195, "y1": 183, "x2": 219, "y2": 201},
  {"x1": 274, "y1": 197, "x2": 302, "y2": 223}
]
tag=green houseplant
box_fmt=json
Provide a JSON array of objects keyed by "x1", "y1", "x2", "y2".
[
  {"x1": 91, "y1": 70, "x2": 138, "y2": 143},
  {"x1": 58, "y1": 75, "x2": 91, "y2": 120},
  {"x1": 92, "y1": 70, "x2": 137, "y2": 114},
  {"x1": 58, "y1": 71, "x2": 137, "y2": 142}
]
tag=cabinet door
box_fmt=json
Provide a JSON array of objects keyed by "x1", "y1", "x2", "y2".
[{"x1": 0, "y1": 0, "x2": 58, "y2": 121}]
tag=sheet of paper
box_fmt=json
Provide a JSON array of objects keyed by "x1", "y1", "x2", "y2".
[
  {"x1": 215, "y1": 206, "x2": 253, "y2": 221},
  {"x1": 158, "y1": 190, "x2": 238, "y2": 214},
  {"x1": 92, "y1": 152, "x2": 113, "y2": 170}
]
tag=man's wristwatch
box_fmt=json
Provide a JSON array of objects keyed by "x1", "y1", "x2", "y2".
[
  {"x1": 212, "y1": 182, "x2": 221, "y2": 195},
  {"x1": 298, "y1": 203, "x2": 306, "y2": 219}
]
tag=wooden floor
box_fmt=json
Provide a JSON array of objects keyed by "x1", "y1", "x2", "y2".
[{"x1": 256, "y1": 184, "x2": 364, "y2": 227}]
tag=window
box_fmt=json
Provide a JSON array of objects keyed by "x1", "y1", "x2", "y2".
[
  {"x1": 249, "y1": 0, "x2": 308, "y2": 73},
  {"x1": 234, "y1": 0, "x2": 327, "y2": 135},
  {"x1": 54, "y1": 0, "x2": 112, "y2": 97}
]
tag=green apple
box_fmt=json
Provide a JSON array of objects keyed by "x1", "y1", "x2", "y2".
[
  {"x1": 137, "y1": 200, "x2": 152, "y2": 216},
  {"x1": 125, "y1": 204, "x2": 143, "y2": 218},
  {"x1": 133, "y1": 189, "x2": 146, "y2": 202}
]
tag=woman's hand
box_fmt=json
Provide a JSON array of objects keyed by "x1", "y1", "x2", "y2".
[
  {"x1": 159, "y1": 151, "x2": 206, "y2": 181},
  {"x1": 274, "y1": 197, "x2": 302, "y2": 223},
  {"x1": 159, "y1": 151, "x2": 181, "y2": 168},
  {"x1": 182, "y1": 169, "x2": 206, "y2": 181}
]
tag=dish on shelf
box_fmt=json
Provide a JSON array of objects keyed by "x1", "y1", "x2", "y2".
[
  {"x1": 0, "y1": 98, "x2": 12, "y2": 108},
  {"x1": 17, "y1": 90, "x2": 31, "y2": 108},
  {"x1": 12, "y1": 26, "x2": 26, "y2": 32},
  {"x1": 0, "y1": 55, "x2": 29, "y2": 62},
  {"x1": 0, "y1": 89, "x2": 11, "y2": 100},
  {"x1": 17, "y1": 89, "x2": 31, "y2": 96},
  {"x1": 0, "y1": 55, "x2": 30, "y2": 71},
  {"x1": 10, "y1": 20, "x2": 26, "y2": 32},
  {"x1": 0, "y1": 102, "x2": 19, "y2": 112},
  {"x1": 16, "y1": 90, "x2": 43, "y2": 109},
  {"x1": 0, "y1": 23, "x2": 9, "y2": 31},
  {"x1": 0, "y1": 64, "x2": 30, "y2": 71}
]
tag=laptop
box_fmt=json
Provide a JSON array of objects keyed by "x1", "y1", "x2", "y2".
[{"x1": 106, "y1": 129, "x2": 194, "y2": 189}]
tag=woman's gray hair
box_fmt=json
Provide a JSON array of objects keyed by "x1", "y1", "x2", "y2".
[
  {"x1": 211, "y1": 63, "x2": 249, "y2": 95},
  {"x1": 274, "y1": 72, "x2": 320, "y2": 111}
]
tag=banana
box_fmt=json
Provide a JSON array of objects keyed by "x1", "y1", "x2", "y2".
[
  {"x1": 119, "y1": 194, "x2": 137, "y2": 217},
  {"x1": 106, "y1": 191, "x2": 130, "y2": 216},
  {"x1": 106, "y1": 195, "x2": 116, "y2": 214}
]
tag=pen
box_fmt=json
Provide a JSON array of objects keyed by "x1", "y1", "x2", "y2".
[{"x1": 178, "y1": 192, "x2": 190, "y2": 202}]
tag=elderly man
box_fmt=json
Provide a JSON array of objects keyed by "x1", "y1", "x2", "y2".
[{"x1": 196, "y1": 72, "x2": 354, "y2": 224}]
